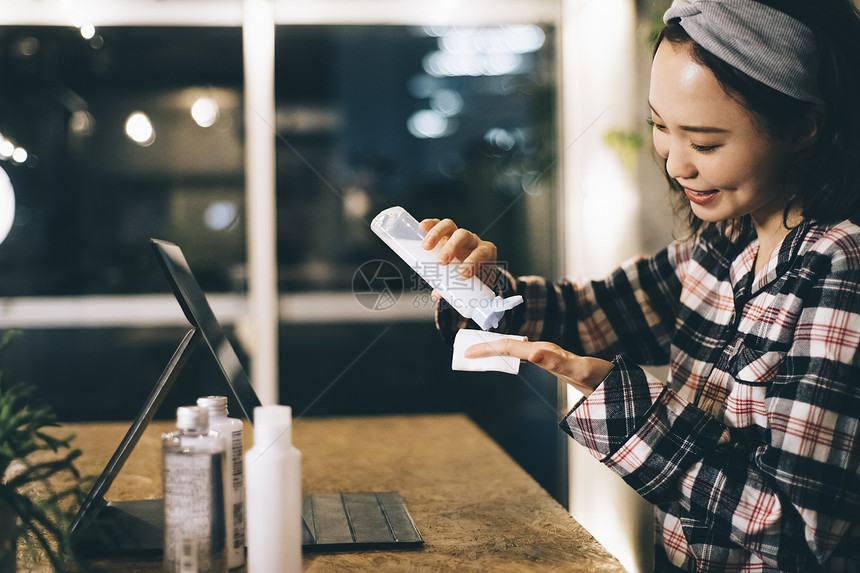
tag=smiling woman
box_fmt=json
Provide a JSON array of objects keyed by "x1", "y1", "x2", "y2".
[{"x1": 424, "y1": 0, "x2": 860, "y2": 571}]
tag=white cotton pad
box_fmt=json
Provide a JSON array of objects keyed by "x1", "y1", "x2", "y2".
[{"x1": 452, "y1": 330, "x2": 527, "y2": 375}]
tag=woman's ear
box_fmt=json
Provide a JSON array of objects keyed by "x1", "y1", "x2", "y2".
[{"x1": 792, "y1": 106, "x2": 825, "y2": 150}]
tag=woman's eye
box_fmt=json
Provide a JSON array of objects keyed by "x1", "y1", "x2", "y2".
[
  {"x1": 647, "y1": 118, "x2": 668, "y2": 132},
  {"x1": 690, "y1": 143, "x2": 720, "y2": 153}
]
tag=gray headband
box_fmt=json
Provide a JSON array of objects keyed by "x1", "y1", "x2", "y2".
[{"x1": 663, "y1": 0, "x2": 823, "y2": 104}]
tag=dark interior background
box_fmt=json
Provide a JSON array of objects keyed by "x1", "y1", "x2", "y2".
[{"x1": 0, "y1": 24, "x2": 568, "y2": 505}]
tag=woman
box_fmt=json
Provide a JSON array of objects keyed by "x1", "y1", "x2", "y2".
[{"x1": 420, "y1": 0, "x2": 860, "y2": 570}]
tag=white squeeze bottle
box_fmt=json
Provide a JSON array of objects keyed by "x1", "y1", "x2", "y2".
[
  {"x1": 371, "y1": 206, "x2": 523, "y2": 330},
  {"x1": 245, "y1": 405, "x2": 302, "y2": 573},
  {"x1": 197, "y1": 396, "x2": 245, "y2": 570}
]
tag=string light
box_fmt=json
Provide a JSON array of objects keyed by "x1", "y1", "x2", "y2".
[
  {"x1": 0, "y1": 134, "x2": 30, "y2": 166},
  {"x1": 421, "y1": 25, "x2": 544, "y2": 78}
]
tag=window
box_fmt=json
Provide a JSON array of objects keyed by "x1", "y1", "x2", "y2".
[
  {"x1": 272, "y1": 25, "x2": 557, "y2": 291},
  {"x1": 0, "y1": 2, "x2": 566, "y2": 505},
  {"x1": 0, "y1": 25, "x2": 245, "y2": 295}
]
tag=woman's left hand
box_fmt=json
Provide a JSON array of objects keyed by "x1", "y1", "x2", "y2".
[{"x1": 465, "y1": 339, "x2": 614, "y2": 397}]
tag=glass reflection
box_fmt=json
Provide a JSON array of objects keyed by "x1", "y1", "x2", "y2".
[
  {"x1": 274, "y1": 25, "x2": 557, "y2": 292},
  {"x1": 0, "y1": 24, "x2": 556, "y2": 297},
  {"x1": 0, "y1": 25, "x2": 245, "y2": 296},
  {"x1": 0, "y1": 167, "x2": 15, "y2": 245}
]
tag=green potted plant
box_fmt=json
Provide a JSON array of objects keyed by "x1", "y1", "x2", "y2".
[{"x1": 0, "y1": 331, "x2": 85, "y2": 572}]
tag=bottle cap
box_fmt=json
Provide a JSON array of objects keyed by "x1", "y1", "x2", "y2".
[
  {"x1": 197, "y1": 395, "x2": 229, "y2": 418},
  {"x1": 252, "y1": 405, "x2": 293, "y2": 449},
  {"x1": 176, "y1": 405, "x2": 208, "y2": 431}
]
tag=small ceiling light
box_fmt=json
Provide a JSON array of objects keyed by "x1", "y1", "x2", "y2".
[
  {"x1": 191, "y1": 97, "x2": 220, "y2": 128},
  {"x1": 407, "y1": 110, "x2": 450, "y2": 139},
  {"x1": 11, "y1": 148, "x2": 28, "y2": 164},
  {"x1": 484, "y1": 128, "x2": 516, "y2": 152},
  {"x1": 80, "y1": 23, "x2": 96, "y2": 40},
  {"x1": 204, "y1": 201, "x2": 239, "y2": 231},
  {"x1": 69, "y1": 110, "x2": 95, "y2": 135},
  {"x1": 15, "y1": 37, "x2": 40, "y2": 57},
  {"x1": 430, "y1": 89, "x2": 464, "y2": 117},
  {"x1": 125, "y1": 111, "x2": 155, "y2": 147}
]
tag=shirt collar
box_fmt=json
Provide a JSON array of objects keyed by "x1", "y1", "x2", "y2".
[{"x1": 730, "y1": 219, "x2": 813, "y2": 298}]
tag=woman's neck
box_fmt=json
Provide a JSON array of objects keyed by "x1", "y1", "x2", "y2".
[{"x1": 751, "y1": 209, "x2": 802, "y2": 277}]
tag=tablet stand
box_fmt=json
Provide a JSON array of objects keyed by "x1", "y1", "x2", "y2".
[{"x1": 69, "y1": 239, "x2": 262, "y2": 555}]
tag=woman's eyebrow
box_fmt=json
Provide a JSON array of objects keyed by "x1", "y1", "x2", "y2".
[
  {"x1": 679, "y1": 125, "x2": 729, "y2": 134},
  {"x1": 648, "y1": 102, "x2": 730, "y2": 134}
]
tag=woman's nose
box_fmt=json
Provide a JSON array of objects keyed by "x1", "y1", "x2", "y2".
[{"x1": 665, "y1": 143, "x2": 697, "y2": 181}]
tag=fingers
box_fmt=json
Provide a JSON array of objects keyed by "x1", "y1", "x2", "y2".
[
  {"x1": 464, "y1": 339, "x2": 534, "y2": 360},
  {"x1": 419, "y1": 218, "x2": 497, "y2": 272},
  {"x1": 439, "y1": 228, "x2": 479, "y2": 265},
  {"x1": 418, "y1": 218, "x2": 440, "y2": 232},
  {"x1": 465, "y1": 340, "x2": 578, "y2": 379},
  {"x1": 461, "y1": 242, "x2": 498, "y2": 278},
  {"x1": 464, "y1": 339, "x2": 614, "y2": 398},
  {"x1": 420, "y1": 218, "x2": 458, "y2": 251}
]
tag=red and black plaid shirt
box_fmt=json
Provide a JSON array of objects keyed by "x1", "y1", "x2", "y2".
[{"x1": 437, "y1": 218, "x2": 860, "y2": 572}]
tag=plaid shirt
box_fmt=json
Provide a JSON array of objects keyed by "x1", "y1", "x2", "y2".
[{"x1": 437, "y1": 218, "x2": 860, "y2": 572}]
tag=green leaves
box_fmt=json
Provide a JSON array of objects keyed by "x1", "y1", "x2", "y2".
[
  {"x1": 1, "y1": 387, "x2": 62, "y2": 466},
  {"x1": 603, "y1": 128, "x2": 646, "y2": 171},
  {"x1": 1, "y1": 331, "x2": 86, "y2": 572}
]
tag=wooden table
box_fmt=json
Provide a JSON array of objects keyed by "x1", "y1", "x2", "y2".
[{"x1": 24, "y1": 414, "x2": 624, "y2": 572}]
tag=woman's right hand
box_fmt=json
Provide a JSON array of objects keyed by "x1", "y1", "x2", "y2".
[{"x1": 418, "y1": 218, "x2": 497, "y2": 279}]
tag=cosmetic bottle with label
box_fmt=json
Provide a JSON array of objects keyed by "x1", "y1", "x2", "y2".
[
  {"x1": 197, "y1": 396, "x2": 245, "y2": 569},
  {"x1": 371, "y1": 205, "x2": 523, "y2": 330},
  {"x1": 162, "y1": 406, "x2": 227, "y2": 573},
  {"x1": 245, "y1": 405, "x2": 301, "y2": 573}
]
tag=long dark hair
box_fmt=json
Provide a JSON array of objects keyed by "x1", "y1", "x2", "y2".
[{"x1": 655, "y1": 0, "x2": 860, "y2": 237}]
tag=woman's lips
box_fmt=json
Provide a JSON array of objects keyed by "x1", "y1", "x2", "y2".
[{"x1": 684, "y1": 187, "x2": 719, "y2": 205}]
